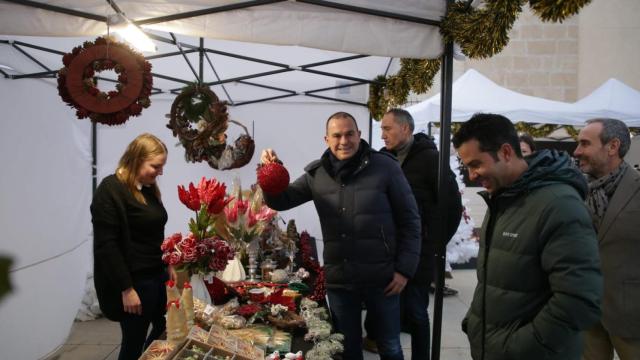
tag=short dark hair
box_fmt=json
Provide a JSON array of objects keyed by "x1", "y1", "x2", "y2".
[
  {"x1": 586, "y1": 118, "x2": 631, "y2": 158},
  {"x1": 452, "y1": 113, "x2": 522, "y2": 159},
  {"x1": 385, "y1": 108, "x2": 415, "y2": 132},
  {"x1": 518, "y1": 133, "x2": 536, "y2": 152},
  {"x1": 326, "y1": 111, "x2": 358, "y2": 132}
]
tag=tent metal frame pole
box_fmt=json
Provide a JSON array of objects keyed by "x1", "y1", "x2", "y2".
[
  {"x1": 92, "y1": 122, "x2": 97, "y2": 193},
  {"x1": 145, "y1": 49, "x2": 198, "y2": 60},
  {"x1": 305, "y1": 81, "x2": 367, "y2": 94},
  {"x1": 233, "y1": 93, "x2": 298, "y2": 106},
  {"x1": 2, "y1": 0, "x2": 106, "y2": 22},
  {"x1": 368, "y1": 114, "x2": 373, "y2": 145},
  {"x1": 198, "y1": 37, "x2": 204, "y2": 85},
  {"x1": 205, "y1": 52, "x2": 235, "y2": 104},
  {"x1": 431, "y1": 3, "x2": 455, "y2": 359},
  {"x1": 305, "y1": 93, "x2": 367, "y2": 106},
  {"x1": 169, "y1": 32, "x2": 200, "y2": 83},
  {"x1": 11, "y1": 43, "x2": 51, "y2": 71},
  {"x1": 2, "y1": 35, "x2": 378, "y2": 107},
  {"x1": 236, "y1": 80, "x2": 297, "y2": 94}
]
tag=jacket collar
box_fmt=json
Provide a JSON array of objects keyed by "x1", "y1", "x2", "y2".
[{"x1": 597, "y1": 163, "x2": 640, "y2": 239}]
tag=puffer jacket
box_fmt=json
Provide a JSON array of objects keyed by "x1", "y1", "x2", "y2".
[
  {"x1": 463, "y1": 150, "x2": 602, "y2": 360},
  {"x1": 382, "y1": 133, "x2": 463, "y2": 284},
  {"x1": 265, "y1": 140, "x2": 421, "y2": 288}
]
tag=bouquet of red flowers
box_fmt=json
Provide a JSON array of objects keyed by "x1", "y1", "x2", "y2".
[{"x1": 161, "y1": 177, "x2": 235, "y2": 274}]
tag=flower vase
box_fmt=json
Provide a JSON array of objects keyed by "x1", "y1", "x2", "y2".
[
  {"x1": 189, "y1": 273, "x2": 213, "y2": 304},
  {"x1": 246, "y1": 238, "x2": 260, "y2": 282},
  {"x1": 217, "y1": 254, "x2": 246, "y2": 282}
]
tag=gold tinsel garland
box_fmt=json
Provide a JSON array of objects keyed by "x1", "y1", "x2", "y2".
[
  {"x1": 368, "y1": 75, "x2": 388, "y2": 121},
  {"x1": 441, "y1": 0, "x2": 523, "y2": 60},
  {"x1": 514, "y1": 122, "x2": 560, "y2": 138},
  {"x1": 367, "y1": 0, "x2": 593, "y2": 120},
  {"x1": 529, "y1": 0, "x2": 592, "y2": 22},
  {"x1": 367, "y1": 59, "x2": 440, "y2": 120}
]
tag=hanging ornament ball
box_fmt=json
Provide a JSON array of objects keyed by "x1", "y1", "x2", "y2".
[{"x1": 257, "y1": 162, "x2": 290, "y2": 195}]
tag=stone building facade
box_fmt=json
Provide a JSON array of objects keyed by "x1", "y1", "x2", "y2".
[{"x1": 411, "y1": 0, "x2": 639, "y2": 104}]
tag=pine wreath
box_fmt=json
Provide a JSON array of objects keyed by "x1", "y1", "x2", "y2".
[
  {"x1": 57, "y1": 36, "x2": 153, "y2": 126},
  {"x1": 167, "y1": 84, "x2": 255, "y2": 170}
]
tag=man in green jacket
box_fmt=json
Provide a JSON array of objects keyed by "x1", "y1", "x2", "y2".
[{"x1": 452, "y1": 113, "x2": 602, "y2": 360}]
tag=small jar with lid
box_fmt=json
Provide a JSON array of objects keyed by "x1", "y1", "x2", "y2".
[{"x1": 261, "y1": 258, "x2": 276, "y2": 282}]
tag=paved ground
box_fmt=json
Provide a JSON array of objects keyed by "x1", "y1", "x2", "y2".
[{"x1": 48, "y1": 269, "x2": 478, "y2": 360}]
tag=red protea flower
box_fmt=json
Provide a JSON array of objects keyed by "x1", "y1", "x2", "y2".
[
  {"x1": 178, "y1": 182, "x2": 200, "y2": 211},
  {"x1": 257, "y1": 162, "x2": 290, "y2": 195},
  {"x1": 196, "y1": 177, "x2": 232, "y2": 215}
]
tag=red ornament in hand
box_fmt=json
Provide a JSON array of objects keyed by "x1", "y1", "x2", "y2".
[{"x1": 257, "y1": 162, "x2": 290, "y2": 195}]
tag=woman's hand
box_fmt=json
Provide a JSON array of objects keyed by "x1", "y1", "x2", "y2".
[{"x1": 122, "y1": 287, "x2": 142, "y2": 315}]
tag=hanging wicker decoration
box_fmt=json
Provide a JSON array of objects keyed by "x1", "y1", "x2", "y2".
[
  {"x1": 529, "y1": 0, "x2": 592, "y2": 22},
  {"x1": 167, "y1": 84, "x2": 255, "y2": 170},
  {"x1": 57, "y1": 36, "x2": 152, "y2": 125}
]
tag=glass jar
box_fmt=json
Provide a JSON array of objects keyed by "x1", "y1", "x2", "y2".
[{"x1": 261, "y1": 258, "x2": 276, "y2": 282}]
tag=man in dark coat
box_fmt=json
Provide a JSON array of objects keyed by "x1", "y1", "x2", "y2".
[
  {"x1": 363, "y1": 108, "x2": 463, "y2": 359},
  {"x1": 261, "y1": 111, "x2": 421, "y2": 360},
  {"x1": 453, "y1": 113, "x2": 602, "y2": 360},
  {"x1": 574, "y1": 118, "x2": 640, "y2": 359}
]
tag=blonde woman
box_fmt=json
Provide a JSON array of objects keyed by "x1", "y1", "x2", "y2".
[{"x1": 91, "y1": 133, "x2": 176, "y2": 360}]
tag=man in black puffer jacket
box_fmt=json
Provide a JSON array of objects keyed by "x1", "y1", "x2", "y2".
[
  {"x1": 261, "y1": 111, "x2": 421, "y2": 360},
  {"x1": 453, "y1": 113, "x2": 602, "y2": 360}
]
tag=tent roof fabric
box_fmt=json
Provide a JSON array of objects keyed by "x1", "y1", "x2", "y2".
[
  {"x1": 0, "y1": 0, "x2": 445, "y2": 59},
  {"x1": 575, "y1": 78, "x2": 640, "y2": 126},
  {"x1": 406, "y1": 69, "x2": 640, "y2": 127}
]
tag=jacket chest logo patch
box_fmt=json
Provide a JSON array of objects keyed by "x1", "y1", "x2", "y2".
[{"x1": 502, "y1": 231, "x2": 519, "y2": 239}]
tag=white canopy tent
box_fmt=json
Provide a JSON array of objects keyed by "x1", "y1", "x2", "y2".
[
  {"x1": 403, "y1": 68, "x2": 594, "y2": 127},
  {"x1": 0, "y1": 2, "x2": 459, "y2": 359},
  {"x1": 0, "y1": 0, "x2": 445, "y2": 59},
  {"x1": 574, "y1": 78, "x2": 640, "y2": 127}
]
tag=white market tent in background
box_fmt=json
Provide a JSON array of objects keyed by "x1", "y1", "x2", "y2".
[
  {"x1": 404, "y1": 69, "x2": 587, "y2": 127},
  {"x1": 574, "y1": 78, "x2": 640, "y2": 127},
  {"x1": 0, "y1": 2, "x2": 460, "y2": 359},
  {"x1": 399, "y1": 68, "x2": 640, "y2": 130}
]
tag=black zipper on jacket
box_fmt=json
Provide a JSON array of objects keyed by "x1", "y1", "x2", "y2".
[{"x1": 481, "y1": 197, "x2": 498, "y2": 360}]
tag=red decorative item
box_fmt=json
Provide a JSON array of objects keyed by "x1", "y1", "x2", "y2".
[
  {"x1": 57, "y1": 36, "x2": 153, "y2": 126},
  {"x1": 236, "y1": 304, "x2": 262, "y2": 318},
  {"x1": 257, "y1": 162, "x2": 290, "y2": 195},
  {"x1": 299, "y1": 231, "x2": 326, "y2": 301},
  {"x1": 204, "y1": 276, "x2": 237, "y2": 304}
]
